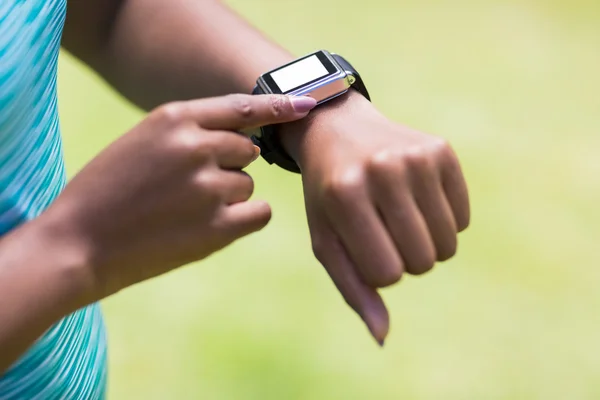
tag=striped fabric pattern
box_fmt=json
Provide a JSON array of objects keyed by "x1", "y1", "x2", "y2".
[{"x1": 0, "y1": 1, "x2": 107, "y2": 399}]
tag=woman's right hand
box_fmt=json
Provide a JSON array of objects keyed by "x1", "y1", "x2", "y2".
[{"x1": 36, "y1": 94, "x2": 316, "y2": 303}]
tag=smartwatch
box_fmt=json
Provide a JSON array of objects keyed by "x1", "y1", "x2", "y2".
[{"x1": 251, "y1": 50, "x2": 371, "y2": 173}]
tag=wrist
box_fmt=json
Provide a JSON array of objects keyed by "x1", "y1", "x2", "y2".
[
  {"x1": 6, "y1": 216, "x2": 98, "y2": 314},
  {"x1": 278, "y1": 90, "x2": 373, "y2": 167},
  {"x1": 0, "y1": 218, "x2": 95, "y2": 370}
]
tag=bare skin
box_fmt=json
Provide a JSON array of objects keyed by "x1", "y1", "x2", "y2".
[
  {"x1": 63, "y1": 0, "x2": 470, "y2": 342},
  {"x1": 0, "y1": 0, "x2": 470, "y2": 370},
  {"x1": 0, "y1": 94, "x2": 316, "y2": 371}
]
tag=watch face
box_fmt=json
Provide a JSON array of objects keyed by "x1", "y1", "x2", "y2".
[{"x1": 261, "y1": 51, "x2": 339, "y2": 94}]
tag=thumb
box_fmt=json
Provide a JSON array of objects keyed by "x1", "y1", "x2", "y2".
[
  {"x1": 317, "y1": 232, "x2": 390, "y2": 346},
  {"x1": 219, "y1": 200, "x2": 272, "y2": 240},
  {"x1": 189, "y1": 94, "x2": 317, "y2": 131}
]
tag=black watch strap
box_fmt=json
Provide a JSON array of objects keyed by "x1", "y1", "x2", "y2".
[
  {"x1": 251, "y1": 85, "x2": 301, "y2": 173},
  {"x1": 252, "y1": 54, "x2": 370, "y2": 174}
]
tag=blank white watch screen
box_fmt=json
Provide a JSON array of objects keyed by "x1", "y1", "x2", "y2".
[{"x1": 270, "y1": 55, "x2": 329, "y2": 93}]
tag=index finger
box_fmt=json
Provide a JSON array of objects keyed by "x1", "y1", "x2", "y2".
[{"x1": 186, "y1": 94, "x2": 317, "y2": 131}]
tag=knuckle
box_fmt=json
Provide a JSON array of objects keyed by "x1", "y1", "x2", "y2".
[
  {"x1": 405, "y1": 138, "x2": 452, "y2": 171},
  {"x1": 371, "y1": 265, "x2": 403, "y2": 288},
  {"x1": 369, "y1": 150, "x2": 397, "y2": 171},
  {"x1": 193, "y1": 172, "x2": 222, "y2": 203},
  {"x1": 409, "y1": 254, "x2": 436, "y2": 275},
  {"x1": 239, "y1": 172, "x2": 255, "y2": 198},
  {"x1": 240, "y1": 202, "x2": 272, "y2": 234},
  {"x1": 403, "y1": 146, "x2": 435, "y2": 172},
  {"x1": 437, "y1": 240, "x2": 458, "y2": 262},
  {"x1": 268, "y1": 95, "x2": 287, "y2": 117},
  {"x1": 458, "y1": 212, "x2": 471, "y2": 232},
  {"x1": 322, "y1": 167, "x2": 365, "y2": 205},
  {"x1": 153, "y1": 102, "x2": 185, "y2": 124},
  {"x1": 431, "y1": 137, "x2": 451, "y2": 156},
  {"x1": 240, "y1": 139, "x2": 257, "y2": 161},
  {"x1": 171, "y1": 126, "x2": 212, "y2": 161},
  {"x1": 227, "y1": 94, "x2": 253, "y2": 119},
  {"x1": 255, "y1": 203, "x2": 273, "y2": 226},
  {"x1": 436, "y1": 139, "x2": 460, "y2": 170},
  {"x1": 367, "y1": 150, "x2": 408, "y2": 180}
]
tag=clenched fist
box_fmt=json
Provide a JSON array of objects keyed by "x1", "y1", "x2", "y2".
[{"x1": 280, "y1": 92, "x2": 470, "y2": 344}]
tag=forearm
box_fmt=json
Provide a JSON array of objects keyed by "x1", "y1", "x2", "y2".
[
  {"x1": 0, "y1": 222, "x2": 88, "y2": 372},
  {"x1": 62, "y1": 0, "x2": 375, "y2": 163},
  {"x1": 68, "y1": 0, "x2": 293, "y2": 110}
]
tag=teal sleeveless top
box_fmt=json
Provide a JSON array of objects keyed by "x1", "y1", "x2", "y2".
[{"x1": 0, "y1": 1, "x2": 108, "y2": 398}]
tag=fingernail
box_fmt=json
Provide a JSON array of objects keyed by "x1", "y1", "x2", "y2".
[
  {"x1": 251, "y1": 145, "x2": 261, "y2": 163},
  {"x1": 362, "y1": 310, "x2": 389, "y2": 349},
  {"x1": 290, "y1": 96, "x2": 317, "y2": 113}
]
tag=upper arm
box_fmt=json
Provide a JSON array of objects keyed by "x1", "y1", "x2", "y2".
[{"x1": 62, "y1": 0, "x2": 125, "y2": 64}]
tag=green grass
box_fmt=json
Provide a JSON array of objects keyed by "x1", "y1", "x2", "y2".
[{"x1": 57, "y1": 1, "x2": 600, "y2": 398}]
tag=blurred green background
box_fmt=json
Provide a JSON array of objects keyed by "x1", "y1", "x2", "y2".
[{"x1": 57, "y1": 0, "x2": 600, "y2": 399}]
